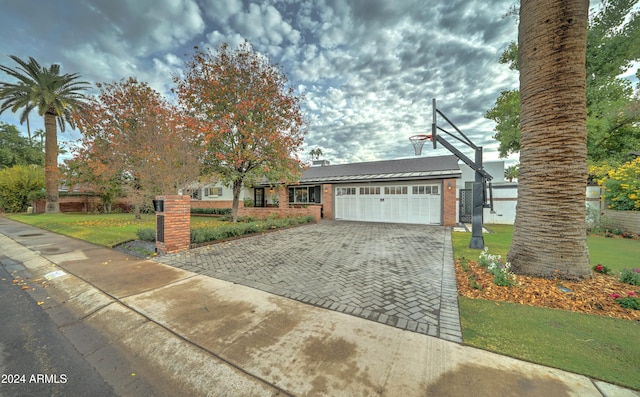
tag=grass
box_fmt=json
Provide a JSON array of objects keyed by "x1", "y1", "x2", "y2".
[
  {"x1": 7, "y1": 213, "x2": 234, "y2": 247},
  {"x1": 460, "y1": 297, "x2": 640, "y2": 389},
  {"x1": 7, "y1": 213, "x2": 156, "y2": 247},
  {"x1": 454, "y1": 224, "x2": 640, "y2": 390},
  {"x1": 454, "y1": 224, "x2": 639, "y2": 273}
]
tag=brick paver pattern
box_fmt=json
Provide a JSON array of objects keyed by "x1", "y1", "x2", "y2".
[{"x1": 156, "y1": 221, "x2": 462, "y2": 343}]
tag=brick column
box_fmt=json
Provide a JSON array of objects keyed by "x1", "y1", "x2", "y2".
[
  {"x1": 442, "y1": 179, "x2": 457, "y2": 227},
  {"x1": 155, "y1": 195, "x2": 190, "y2": 254},
  {"x1": 322, "y1": 184, "x2": 333, "y2": 219}
]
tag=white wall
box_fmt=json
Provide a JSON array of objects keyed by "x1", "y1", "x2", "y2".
[{"x1": 456, "y1": 184, "x2": 601, "y2": 225}]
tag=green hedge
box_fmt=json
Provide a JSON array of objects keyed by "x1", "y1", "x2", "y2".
[
  {"x1": 191, "y1": 216, "x2": 315, "y2": 244},
  {"x1": 190, "y1": 208, "x2": 232, "y2": 215},
  {"x1": 134, "y1": 216, "x2": 315, "y2": 244}
]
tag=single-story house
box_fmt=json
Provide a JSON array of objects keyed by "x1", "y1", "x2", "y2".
[{"x1": 191, "y1": 155, "x2": 461, "y2": 226}]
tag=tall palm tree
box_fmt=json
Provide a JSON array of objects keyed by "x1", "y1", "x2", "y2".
[
  {"x1": 507, "y1": 0, "x2": 591, "y2": 280},
  {"x1": 0, "y1": 56, "x2": 88, "y2": 212}
]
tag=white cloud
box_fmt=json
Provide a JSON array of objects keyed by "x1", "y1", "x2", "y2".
[{"x1": 1, "y1": 0, "x2": 528, "y2": 165}]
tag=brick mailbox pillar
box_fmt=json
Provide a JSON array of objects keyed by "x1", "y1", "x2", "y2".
[{"x1": 154, "y1": 195, "x2": 190, "y2": 254}]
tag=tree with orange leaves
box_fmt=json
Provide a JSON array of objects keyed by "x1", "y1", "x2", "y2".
[
  {"x1": 72, "y1": 77, "x2": 200, "y2": 218},
  {"x1": 175, "y1": 42, "x2": 307, "y2": 221}
]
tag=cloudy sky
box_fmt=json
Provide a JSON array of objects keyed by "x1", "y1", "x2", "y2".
[{"x1": 0, "y1": 0, "x2": 623, "y2": 166}]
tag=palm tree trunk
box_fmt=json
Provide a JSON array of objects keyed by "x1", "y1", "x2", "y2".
[
  {"x1": 44, "y1": 111, "x2": 60, "y2": 213},
  {"x1": 507, "y1": 0, "x2": 591, "y2": 280}
]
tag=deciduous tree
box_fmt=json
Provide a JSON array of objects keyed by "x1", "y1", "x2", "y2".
[
  {"x1": 175, "y1": 42, "x2": 306, "y2": 221},
  {"x1": 73, "y1": 78, "x2": 200, "y2": 218},
  {"x1": 0, "y1": 122, "x2": 44, "y2": 168}
]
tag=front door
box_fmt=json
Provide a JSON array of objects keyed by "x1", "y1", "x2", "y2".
[{"x1": 255, "y1": 188, "x2": 265, "y2": 207}]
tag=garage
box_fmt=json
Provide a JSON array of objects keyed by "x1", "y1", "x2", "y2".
[{"x1": 334, "y1": 182, "x2": 441, "y2": 224}]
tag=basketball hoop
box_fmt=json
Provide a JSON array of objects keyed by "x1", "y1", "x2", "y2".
[{"x1": 409, "y1": 134, "x2": 432, "y2": 156}]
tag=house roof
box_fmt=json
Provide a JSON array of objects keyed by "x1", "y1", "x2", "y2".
[{"x1": 297, "y1": 155, "x2": 461, "y2": 184}]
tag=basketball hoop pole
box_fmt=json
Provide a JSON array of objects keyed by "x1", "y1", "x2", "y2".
[{"x1": 413, "y1": 98, "x2": 494, "y2": 249}]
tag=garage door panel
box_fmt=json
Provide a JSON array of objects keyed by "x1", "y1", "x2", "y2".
[{"x1": 335, "y1": 183, "x2": 441, "y2": 225}]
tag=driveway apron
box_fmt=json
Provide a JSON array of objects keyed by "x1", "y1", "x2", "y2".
[{"x1": 156, "y1": 220, "x2": 462, "y2": 343}]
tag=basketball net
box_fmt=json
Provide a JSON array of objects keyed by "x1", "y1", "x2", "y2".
[{"x1": 409, "y1": 135, "x2": 431, "y2": 156}]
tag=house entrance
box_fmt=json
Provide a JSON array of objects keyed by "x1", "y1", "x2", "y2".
[{"x1": 254, "y1": 188, "x2": 265, "y2": 207}]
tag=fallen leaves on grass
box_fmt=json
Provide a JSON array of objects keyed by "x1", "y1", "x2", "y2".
[{"x1": 455, "y1": 259, "x2": 640, "y2": 321}]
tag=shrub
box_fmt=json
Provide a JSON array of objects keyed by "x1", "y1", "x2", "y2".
[
  {"x1": 610, "y1": 292, "x2": 640, "y2": 310},
  {"x1": 0, "y1": 165, "x2": 45, "y2": 212},
  {"x1": 190, "y1": 216, "x2": 314, "y2": 244},
  {"x1": 191, "y1": 208, "x2": 232, "y2": 215},
  {"x1": 136, "y1": 228, "x2": 156, "y2": 241},
  {"x1": 599, "y1": 158, "x2": 640, "y2": 211},
  {"x1": 619, "y1": 268, "x2": 640, "y2": 286},
  {"x1": 592, "y1": 264, "x2": 611, "y2": 274}
]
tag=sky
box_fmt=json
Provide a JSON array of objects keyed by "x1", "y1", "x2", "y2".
[{"x1": 0, "y1": 0, "x2": 635, "y2": 166}]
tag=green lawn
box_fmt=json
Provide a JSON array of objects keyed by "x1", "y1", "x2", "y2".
[
  {"x1": 454, "y1": 224, "x2": 639, "y2": 273},
  {"x1": 460, "y1": 297, "x2": 640, "y2": 390},
  {"x1": 6, "y1": 213, "x2": 232, "y2": 247},
  {"x1": 454, "y1": 224, "x2": 640, "y2": 390}
]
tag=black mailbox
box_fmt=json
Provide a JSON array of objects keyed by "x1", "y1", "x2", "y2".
[{"x1": 152, "y1": 199, "x2": 164, "y2": 212}]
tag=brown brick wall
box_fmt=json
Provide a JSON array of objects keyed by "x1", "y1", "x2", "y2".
[
  {"x1": 191, "y1": 200, "x2": 243, "y2": 209},
  {"x1": 155, "y1": 195, "x2": 191, "y2": 254},
  {"x1": 32, "y1": 196, "x2": 132, "y2": 214},
  {"x1": 442, "y1": 179, "x2": 456, "y2": 227},
  {"x1": 322, "y1": 184, "x2": 333, "y2": 219}
]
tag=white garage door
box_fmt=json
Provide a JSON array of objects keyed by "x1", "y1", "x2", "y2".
[{"x1": 334, "y1": 183, "x2": 441, "y2": 224}]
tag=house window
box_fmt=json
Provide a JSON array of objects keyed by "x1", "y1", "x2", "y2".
[
  {"x1": 203, "y1": 186, "x2": 223, "y2": 197},
  {"x1": 288, "y1": 186, "x2": 321, "y2": 203}
]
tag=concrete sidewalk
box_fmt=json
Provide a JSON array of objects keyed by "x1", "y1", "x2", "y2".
[{"x1": 0, "y1": 217, "x2": 637, "y2": 397}]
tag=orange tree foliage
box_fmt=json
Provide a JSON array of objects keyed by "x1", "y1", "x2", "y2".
[
  {"x1": 174, "y1": 42, "x2": 307, "y2": 221},
  {"x1": 71, "y1": 77, "x2": 200, "y2": 216}
]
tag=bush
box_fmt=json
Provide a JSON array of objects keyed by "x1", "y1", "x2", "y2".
[
  {"x1": 136, "y1": 228, "x2": 156, "y2": 241},
  {"x1": 190, "y1": 216, "x2": 314, "y2": 244},
  {"x1": 619, "y1": 268, "x2": 640, "y2": 286},
  {"x1": 599, "y1": 158, "x2": 640, "y2": 211},
  {"x1": 191, "y1": 208, "x2": 232, "y2": 215},
  {"x1": 0, "y1": 165, "x2": 45, "y2": 212}
]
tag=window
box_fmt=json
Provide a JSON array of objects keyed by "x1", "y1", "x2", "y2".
[
  {"x1": 289, "y1": 186, "x2": 321, "y2": 203},
  {"x1": 412, "y1": 185, "x2": 439, "y2": 195},
  {"x1": 336, "y1": 187, "x2": 356, "y2": 196},
  {"x1": 359, "y1": 186, "x2": 381, "y2": 195},
  {"x1": 384, "y1": 186, "x2": 407, "y2": 195},
  {"x1": 203, "y1": 187, "x2": 222, "y2": 197}
]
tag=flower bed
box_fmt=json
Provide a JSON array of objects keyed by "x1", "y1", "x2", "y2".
[{"x1": 455, "y1": 258, "x2": 640, "y2": 321}]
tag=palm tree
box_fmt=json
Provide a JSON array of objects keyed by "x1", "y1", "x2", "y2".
[
  {"x1": 507, "y1": 0, "x2": 591, "y2": 280},
  {"x1": 0, "y1": 56, "x2": 88, "y2": 212},
  {"x1": 504, "y1": 163, "x2": 519, "y2": 182}
]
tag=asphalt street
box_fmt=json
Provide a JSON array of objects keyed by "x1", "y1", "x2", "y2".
[{"x1": 0, "y1": 263, "x2": 116, "y2": 397}]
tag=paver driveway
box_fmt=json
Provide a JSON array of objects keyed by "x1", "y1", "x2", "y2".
[{"x1": 156, "y1": 220, "x2": 462, "y2": 343}]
